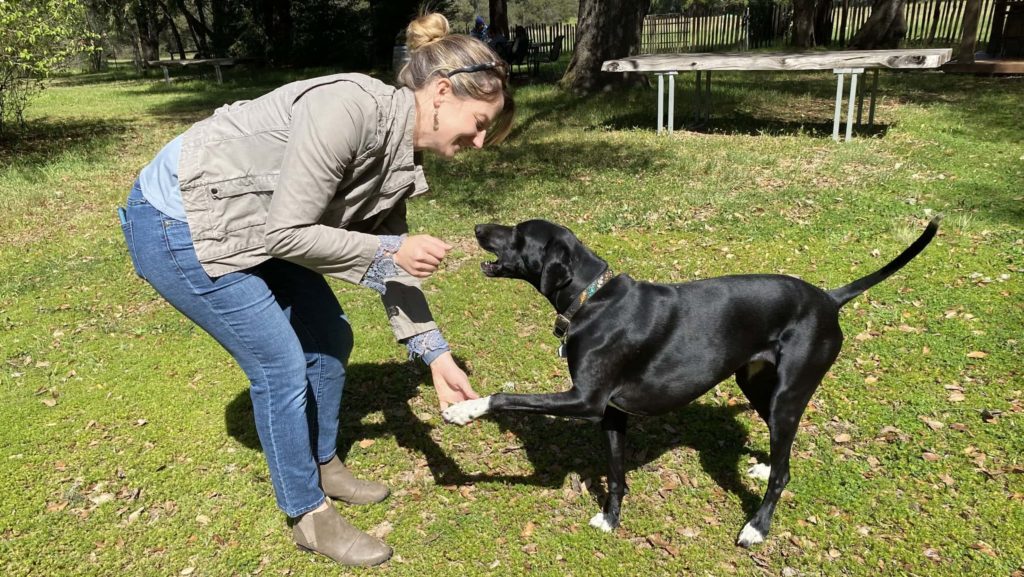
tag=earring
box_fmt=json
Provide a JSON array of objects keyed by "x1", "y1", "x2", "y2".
[{"x1": 433, "y1": 109, "x2": 439, "y2": 131}]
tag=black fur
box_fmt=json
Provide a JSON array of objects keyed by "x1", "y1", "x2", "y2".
[{"x1": 460, "y1": 217, "x2": 939, "y2": 545}]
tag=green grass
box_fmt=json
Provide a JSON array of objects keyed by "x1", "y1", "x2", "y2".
[{"x1": 1, "y1": 67, "x2": 1022, "y2": 576}]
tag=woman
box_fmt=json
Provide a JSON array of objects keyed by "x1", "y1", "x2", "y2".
[{"x1": 118, "y1": 13, "x2": 513, "y2": 567}]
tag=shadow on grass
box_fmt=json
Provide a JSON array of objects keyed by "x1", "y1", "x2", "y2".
[
  {"x1": 224, "y1": 359, "x2": 767, "y2": 518},
  {"x1": 0, "y1": 118, "x2": 131, "y2": 168}
]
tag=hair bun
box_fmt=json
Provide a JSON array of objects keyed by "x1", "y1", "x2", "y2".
[{"x1": 406, "y1": 13, "x2": 450, "y2": 51}]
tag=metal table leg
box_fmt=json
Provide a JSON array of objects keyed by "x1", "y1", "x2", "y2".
[
  {"x1": 832, "y1": 67, "x2": 865, "y2": 142},
  {"x1": 694, "y1": 71, "x2": 702, "y2": 125},
  {"x1": 667, "y1": 71, "x2": 676, "y2": 134},
  {"x1": 657, "y1": 73, "x2": 665, "y2": 134}
]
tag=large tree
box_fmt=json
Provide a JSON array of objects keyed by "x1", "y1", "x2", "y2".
[
  {"x1": 849, "y1": 0, "x2": 907, "y2": 49},
  {"x1": 560, "y1": 0, "x2": 651, "y2": 92},
  {"x1": 791, "y1": 0, "x2": 833, "y2": 48},
  {"x1": 489, "y1": 0, "x2": 509, "y2": 37}
]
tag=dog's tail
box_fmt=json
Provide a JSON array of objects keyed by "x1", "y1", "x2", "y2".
[{"x1": 828, "y1": 216, "x2": 941, "y2": 308}]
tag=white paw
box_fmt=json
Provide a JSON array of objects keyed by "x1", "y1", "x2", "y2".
[
  {"x1": 746, "y1": 463, "x2": 771, "y2": 481},
  {"x1": 736, "y1": 522, "x2": 765, "y2": 547},
  {"x1": 589, "y1": 512, "x2": 616, "y2": 532},
  {"x1": 442, "y1": 397, "x2": 492, "y2": 425}
]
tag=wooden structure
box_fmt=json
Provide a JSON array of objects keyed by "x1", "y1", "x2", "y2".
[
  {"x1": 148, "y1": 58, "x2": 236, "y2": 84},
  {"x1": 602, "y1": 49, "x2": 952, "y2": 141}
]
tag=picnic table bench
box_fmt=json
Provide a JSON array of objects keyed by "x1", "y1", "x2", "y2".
[
  {"x1": 602, "y1": 49, "x2": 952, "y2": 141},
  {"x1": 148, "y1": 58, "x2": 236, "y2": 84}
]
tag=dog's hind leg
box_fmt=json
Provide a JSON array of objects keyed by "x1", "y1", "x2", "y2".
[
  {"x1": 737, "y1": 337, "x2": 839, "y2": 547},
  {"x1": 590, "y1": 406, "x2": 628, "y2": 532},
  {"x1": 736, "y1": 361, "x2": 778, "y2": 481}
]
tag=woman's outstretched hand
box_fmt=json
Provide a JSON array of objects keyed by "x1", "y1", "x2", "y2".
[
  {"x1": 394, "y1": 235, "x2": 452, "y2": 278},
  {"x1": 429, "y1": 351, "x2": 479, "y2": 410}
]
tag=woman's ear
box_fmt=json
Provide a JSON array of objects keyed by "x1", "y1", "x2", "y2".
[{"x1": 434, "y1": 77, "x2": 453, "y2": 103}]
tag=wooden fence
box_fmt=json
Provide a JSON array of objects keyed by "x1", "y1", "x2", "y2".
[
  {"x1": 496, "y1": 0, "x2": 999, "y2": 55},
  {"x1": 832, "y1": 0, "x2": 1001, "y2": 46}
]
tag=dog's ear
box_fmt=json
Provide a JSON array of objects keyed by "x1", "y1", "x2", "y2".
[{"x1": 540, "y1": 241, "x2": 574, "y2": 294}]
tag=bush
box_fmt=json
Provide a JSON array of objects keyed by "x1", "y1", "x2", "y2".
[{"x1": 0, "y1": 0, "x2": 94, "y2": 135}]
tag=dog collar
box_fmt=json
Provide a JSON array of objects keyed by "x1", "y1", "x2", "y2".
[{"x1": 553, "y1": 268, "x2": 615, "y2": 340}]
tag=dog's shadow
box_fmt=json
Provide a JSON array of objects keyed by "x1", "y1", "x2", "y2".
[{"x1": 225, "y1": 360, "x2": 767, "y2": 517}]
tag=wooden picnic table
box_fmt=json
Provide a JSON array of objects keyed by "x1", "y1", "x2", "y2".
[
  {"x1": 148, "y1": 58, "x2": 236, "y2": 84},
  {"x1": 602, "y1": 49, "x2": 952, "y2": 141}
]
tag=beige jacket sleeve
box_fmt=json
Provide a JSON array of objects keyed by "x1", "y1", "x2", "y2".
[
  {"x1": 264, "y1": 83, "x2": 379, "y2": 284},
  {"x1": 374, "y1": 201, "x2": 439, "y2": 341}
]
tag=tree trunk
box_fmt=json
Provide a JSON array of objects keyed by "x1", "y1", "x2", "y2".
[
  {"x1": 792, "y1": 0, "x2": 817, "y2": 47},
  {"x1": 957, "y1": 0, "x2": 982, "y2": 63},
  {"x1": 210, "y1": 0, "x2": 226, "y2": 56},
  {"x1": 560, "y1": 0, "x2": 651, "y2": 92},
  {"x1": 849, "y1": 0, "x2": 907, "y2": 49},
  {"x1": 134, "y1": 0, "x2": 163, "y2": 64},
  {"x1": 173, "y1": 0, "x2": 213, "y2": 57},
  {"x1": 813, "y1": 0, "x2": 833, "y2": 46},
  {"x1": 259, "y1": 0, "x2": 293, "y2": 65},
  {"x1": 489, "y1": 0, "x2": 509, "y2": 38},
  {"x1": 155, "y1": 0, "x2": 187, "y2": 59}
]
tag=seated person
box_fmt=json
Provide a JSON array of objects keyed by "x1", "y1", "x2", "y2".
[
  {"x1": 486, "y1": 27, "x2": 510, "y2": 60},
  {"x1": 471, "y1": 16, "x2": 488, "y2": 41}
]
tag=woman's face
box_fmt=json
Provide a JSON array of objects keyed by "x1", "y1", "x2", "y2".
[
  {"x1": 417, "y1": 79, "x2": 504, "y2": 159},
  {"x1": 433, "y1": 95, "x2": 503, "y2": 158}
]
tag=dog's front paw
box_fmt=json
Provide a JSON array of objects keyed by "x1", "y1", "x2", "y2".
[
  {"x1": 736, "y1": 522, "x2": 765, "y2": 547},
  {"x1": 442, "y1": 397, "x2": 492, "y2": 426},
  {"x1": 588, "y1": 512, "x2": 618, "y2": 533}
]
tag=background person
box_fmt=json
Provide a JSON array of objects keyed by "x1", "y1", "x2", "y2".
[{"x1": 471, "y1": 14, "x2": 489, "y2": 41}]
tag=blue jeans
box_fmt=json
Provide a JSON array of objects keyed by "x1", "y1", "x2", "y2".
[{"x1": 120, "y1": 181, "x2": 352, "y2": 517}]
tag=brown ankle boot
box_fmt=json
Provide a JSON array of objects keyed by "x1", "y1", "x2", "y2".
[
  {"x1": 318, "y1": 456, "x2": 390, "y2": 505},
  {"x1": 292, "y1": 502, "x2": 392, "y2": 567}
]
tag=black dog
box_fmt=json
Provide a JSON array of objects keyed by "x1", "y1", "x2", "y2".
[{"x1": 443, "y1": 218, "x2": 938, "y2": 546}]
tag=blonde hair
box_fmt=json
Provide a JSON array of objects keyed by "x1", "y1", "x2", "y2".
[{"x1": 399, "y1": 12, "x2": 514, "y2": 145}]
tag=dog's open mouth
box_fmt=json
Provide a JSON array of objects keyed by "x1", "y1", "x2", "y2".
[{"x1": 480, "y1": 260, "x2": 500, "y2": 276}]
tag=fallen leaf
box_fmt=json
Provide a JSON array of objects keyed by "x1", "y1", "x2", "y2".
[
  {"x1": 919, "y1": 416, "x2": 945, "y2": 430},
  {"x1": 647, "y1": 533, "x2": 679, "y2": 557},
  {"x1": 968, "y1": 541, "x2": 997, "y2": 557},
  {"x1": 922, "y1": 452, "x2": 941, "y2": 462},
  {"x1": 196, "y1": 514, "x2": 211, "y2": 525},
  {"x1": 966, "y1": 351, "x2": 987, "y2": 359},
  {"x1": 358, "y1": 439, "x2": 376, "y2": 449},
  {"x1": 369, "y1": 520, "x2": 394, "y2": 540},
  {"x1": 948, "y1": 391, "x2": 966, "y2": 402},
  {"x1": 834, "y1": 433, "x2": 852, "y2": 444},
  {"x1": 981, "y1": 409, "x2": 1002, "y2": 424},
  {"x1": 521, "y1": 521, "x2": 535, "y2": 539},
  {"x1": 46, "y1": 501, "x2": 69, "y2": 512}
]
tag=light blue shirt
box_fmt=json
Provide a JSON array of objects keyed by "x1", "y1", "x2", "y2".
[
  {"x1": 135, "y1": 135, "x2": 448, "y2": 364},
  {"x1": 138, "y1": 135, "x2": 186, "y2": 221}
]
